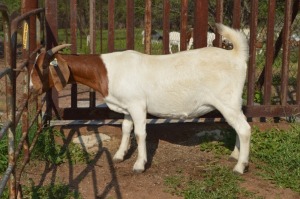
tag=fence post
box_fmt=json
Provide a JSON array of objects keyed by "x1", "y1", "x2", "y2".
[
  {"x1": 45, "y1": 0, "x2": 59, "y2": 121},
  {"x1": 144, "y1": 0, "x2": 152, "y2": 54},
  {"x1": 263, "y1": 0, "x2": 276, "y2": 105},
  {"x1": 194, "y1": 0, "x2": 208, "y2": 48},
  {"x1": 180, "y1": 0, "x2": 188, "y2": 51},
  {"x1": 108, "y1": 0, "x2": 115, "y2": 52},
  {"x1": 162, "y1": 0, "x2": 170, "y2": 54},
  {"x1": 126, "y1": 0, "x2": 135, "y2": 50},
  {"x1": 70, "y1": 0, "x2": 78, "y2": 108}
]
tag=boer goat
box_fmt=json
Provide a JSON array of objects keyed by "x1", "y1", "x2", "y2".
[{"x1": 30, "y1": 24, "x2": 251, "y2": 174}]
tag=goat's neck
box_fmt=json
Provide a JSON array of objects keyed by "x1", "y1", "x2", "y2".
[{"x1": 62, "y1": 54, "x2": 109, "y2": 97}]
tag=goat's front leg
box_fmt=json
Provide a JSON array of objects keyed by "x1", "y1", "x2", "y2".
[
  {"x1": 169, "y1": 44, "x2": 173, "y2": 54},
  {"x1": 113, "y1": 114, "x2": 133, "y2": 162},
  {"x1": 128, "y1": 106, "x2": 147, "y2": 173},
  {"x1": 229, "y1": 135, "x2": 240, "y2": 161}
]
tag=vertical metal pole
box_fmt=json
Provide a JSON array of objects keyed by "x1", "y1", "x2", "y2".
[
  {"x1": 99, "y1": 0, "x2": 103, "y2": 53},
  {"x1": 162, "y1": 0, "x2": 170, "y2": 54},
  {"x1": 126, "y1": 0, "x2": 134, "y2": 50},
  {"x1": 263, "y1": 0, "x2": 276, "y2": 105},
  {"x1": 89, "y1": 0, "x2": 96, "y2": 54},
  {"x1": 45, "y1": 0, "x2": 59, "y2": 120},
  {"x1": 280, "y1": 0, "x2": 292, "y2": 106},
  {"x1": 89, "y1": 0, "x2": 96, "y2": 107},
  {"x1": 247, "y1": 0, "x2": 258, "y2": 106},
  {"x1": 297, "y1": 44, "x2": 300, "y2": 105},
  {"x1": 194, "y1": 0, "x2": 208, "y2": 48},
  {"x1": 70, "y1": 0, "x2": 78, "y2": 108},
  {"x1": 214, "y1": 0, "x2": 223, "y2": 48},
  {"x1": 144, "y1": 0, "x2": 152, "y2": 54},
  {"x1": 232, "y1": 0, "x2": 241, "y2": 29},
  {"x1": 180, "y1": 0, "x2": 188, "y2": 51},
  {"x1": 108, "y1": 0, "x2": 115, "y2": 52}
]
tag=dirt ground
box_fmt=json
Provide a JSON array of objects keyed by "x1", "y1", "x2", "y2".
[{"x1": 21, "y1": 121, "x2": 300, "y2": 199}]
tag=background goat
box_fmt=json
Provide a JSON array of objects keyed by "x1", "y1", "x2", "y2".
[
  {"x1": 30, "y1": 24, "x2": 251, "y2": 174},
  {"x1": 141, "y1": 30, "x2": 163, "y2": 44}
]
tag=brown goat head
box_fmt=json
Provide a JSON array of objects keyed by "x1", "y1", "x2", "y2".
[{"x1": 30, "y1": 44, "x2": 71, "y2": 94}]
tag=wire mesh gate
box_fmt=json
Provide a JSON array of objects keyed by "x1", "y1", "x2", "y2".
[{"x1": 0, "y1": 0, "x2": 299, "y2": 198}]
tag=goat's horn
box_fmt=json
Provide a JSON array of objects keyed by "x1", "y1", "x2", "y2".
[{"x1": 46, "y1": 44, "x2": 72, "y2": 56}]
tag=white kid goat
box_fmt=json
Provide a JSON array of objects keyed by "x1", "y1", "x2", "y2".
[{"x1": 30, "y1": 24, "x2": 251, "y2": 174}]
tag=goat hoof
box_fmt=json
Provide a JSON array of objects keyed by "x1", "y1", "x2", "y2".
[
  {"x1": 112, "y1": 156, "x2": 124, "y2": 163},
  {"x1": 133, "y1": 168, "x2": 145, "y2": 173},
  {"x1": 233, "y1": 163, "x2": 249, "y2": 174}
]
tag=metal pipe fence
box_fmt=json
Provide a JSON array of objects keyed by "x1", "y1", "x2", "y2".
[{"x1": 0, "y1": 3, "x2": 45, "y2": 198}]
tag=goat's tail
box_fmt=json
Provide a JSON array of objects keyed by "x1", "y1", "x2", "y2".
[{"x1": 216, "y1": 23, "x2": 249, "y2": 62}]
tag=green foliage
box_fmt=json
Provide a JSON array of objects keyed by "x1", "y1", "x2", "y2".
[
  {"x1": 0, "y1": 0, "x2": 21, "y2": 13},
  {"x1": 31, "y1": 128, "x2": 91, "y2": 165},
  {"x1": 0, "y1": 133, "x2": 8, "y2": 173},
  {"x1": 22, "y1": 179, "x2": 82, "y2": 199},
  {"x1": 251, "y1": 125, "x2": 300, "y2": 193},
  {"x1": 164, "y1": 165, "x2": 257, "y2": 199},
  {"x1": 199, "y1": 130, "x2": 235, "y2": 157}
]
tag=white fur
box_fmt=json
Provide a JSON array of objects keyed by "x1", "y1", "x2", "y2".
[{"x1": 101, "y1": 24, "x2": 251, "y2": 173}]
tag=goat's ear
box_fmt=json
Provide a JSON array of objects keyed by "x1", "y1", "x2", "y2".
[{"x1": 49, "y1": 54, "x2": 70, "y2": 92}]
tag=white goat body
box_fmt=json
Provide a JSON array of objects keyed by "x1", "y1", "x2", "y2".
[
  {"x1": 30, "y1": 24, "x2": 251, "y2": 174},
  {"x1": 102, "y1": 24, "x2": 250, "y2": 174}
]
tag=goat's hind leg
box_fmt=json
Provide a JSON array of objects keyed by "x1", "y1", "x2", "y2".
[
  {"x1": 214, "y1": 101, "x2": 251, "y2": 174},
  {"x1": 226, "y1": 111, "x2": 251, "y2": 174},
  {"x1": 113, "y1": 114, "x2": 133, "y2": 162}
]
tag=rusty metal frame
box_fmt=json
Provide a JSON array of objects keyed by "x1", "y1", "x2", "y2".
[{"x1": 0, "y1": 4, "x2": 45, "y2": 198}]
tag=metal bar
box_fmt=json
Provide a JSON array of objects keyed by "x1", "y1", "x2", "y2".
[
  {"x1": 126, "y1": 0, "x2": 134, "y2": 50},
  {"x1": 60, "y1": 104, "x2": 300, "y2": 120},
  {"x1": 180, "y1": 0, "x2": 188, "y2": 51},
  {"x1": 89, "y1": 0, "x2": 96, "y2": 107},
  {"x1": 70, "y1": 0, "x2": 77, "y2": 53},
  {"x1": 247, "y1": 0, "x2": 258, "y2": 106},
  {"x1": 144, "y1": 0, "x2": 152, "y2": 54},
  {"x1": 68, "y1": 0, "x2": 77, "y2": 108},
  {"x1": 108, "y1": 0, "x2": 115, "y2": 52},
  {"x1": 45, "y1": 0, "x2": 59, "y2": 120},
  {"x1": 214, "y1": 0, "x2": 223, "y2": 48},
  {"x1": 263, "y1": 0, "x2": 276, "y2": 105},
  {"x1": 280, "y1": 0, "x2": 293, "y2": 105},
  {"x1": 0, "y1": 121, "x2": 12, "y2": 140},
  {"x1": 0, "y1": 165, "x2": 14, "y2": 198},
  {"x1": 194, "y1": 0, "x2": 208, "y2": 48},
  {"x1": 232, "y1": 0, "x2": 241, "y2": 29},
  {"x1": 162, "y1": 0, "x2": 170, "y2": 54},
  {"x1": 89, "y1": 0, "x2": 96, "y2": 53},
  {"x1": 297, "y1": 43, "x2": 300, "y2": 105},
  {"x1": 0, "y1": 68, "x2": 11, "y2": 79},
  {"x1": 99, "y1": 0, "x2": 103, "y2": 53}
]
